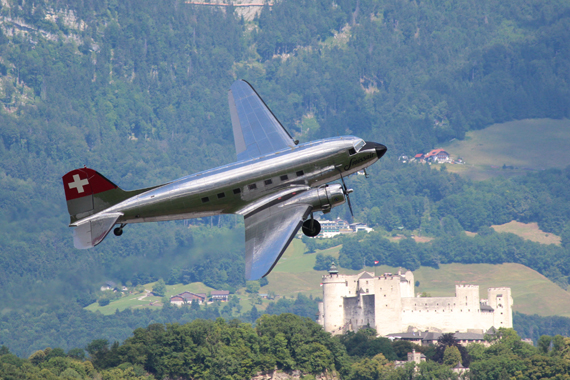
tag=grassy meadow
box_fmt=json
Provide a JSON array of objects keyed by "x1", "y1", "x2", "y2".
[
  {"x1": 491, "y1": 221, "x2": 561, "y2": 245},
  {"x1": 442, "y1": 118, "x2": 570, "y2": 180},
  {"x1": 84, "y1": 281, "x2": 217, "y2": 315}
]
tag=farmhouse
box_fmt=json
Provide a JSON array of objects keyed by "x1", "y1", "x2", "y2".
[
  {"x1": 424, "y1": 149, "x2": 450, "y2": 163},
  {"x1": 170, "y1": 291, "x2": 207, "y2": 306},
  {"x1": 170, "y1": 296, "x2": 185, "y2": 306},
  {"x1": 100, "y1": 281, "x2": 116, "y2": 291},
  {"x1": 316, "y1": 267, "x2": 513, "y2": 337},
  {"x1": 211, "y1": 290, "x2": 230, "y2": 302}
]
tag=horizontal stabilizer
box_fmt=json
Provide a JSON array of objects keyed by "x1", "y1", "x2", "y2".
[{"x1": 72, "y1": 213, "x2": 122, "y2": 249}]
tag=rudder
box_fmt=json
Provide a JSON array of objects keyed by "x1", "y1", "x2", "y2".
[{"x1": 62, "y1": 167, "x2": 122, "y2": 223}]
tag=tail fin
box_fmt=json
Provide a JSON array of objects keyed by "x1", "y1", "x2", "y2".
[
  {"x1": 63, "y1": 167, "x2": 163, "y2": 249},
  {"x1": 63, "y1": 168, "x2": 131, "y2": 249},
  {"x1": 62, "y1": 167, "x2": 126, "y2": 223}
]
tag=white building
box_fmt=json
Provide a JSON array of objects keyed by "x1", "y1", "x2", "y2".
[
  {"x1": 317, "y1": 268, "x2": 512, "y2": 336},
  {"x1": 319, "y1": 219, "x2": 352, "y2": 238},
  {"x1": 350, "y1": 222, "x2": 374, "y2": 233},
  {"x1": 316, "y1": 218, "x2": 374, "y2": 238}
]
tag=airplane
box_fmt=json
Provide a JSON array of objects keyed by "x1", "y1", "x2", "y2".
[{"x1": 62, "y1": 80, "x2": 387, "y2": 280}]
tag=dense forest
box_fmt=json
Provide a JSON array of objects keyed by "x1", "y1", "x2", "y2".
[
  {"x1": 3, "y1": 315, "x2": 570, "y2": 379},
  {"x1": 1, "y1": 0, "x2": 570, "y2": 358},
  {"x1": 0, "y1": 295, "x2": 319, "y2": 358}
]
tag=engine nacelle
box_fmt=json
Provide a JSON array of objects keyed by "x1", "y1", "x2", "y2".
[{"x1": 282, "y1": 184, "x2": 346, "y2": 213}]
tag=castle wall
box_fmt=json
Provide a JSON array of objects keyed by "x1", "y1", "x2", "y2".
[
  {"x1": 342, "y1": 294, "x2": 376, "y2": 330},
  {"x1": 374, "y1": 275, "x2": 404, "y2": 335},
  {"x1": 400, "y1": 297, "x2": 485, "y2": 333},
  {"x1": 362, "y1": 294, "x2": 376, "y2": 328},
  {"x1": 320, "y1": 270, "x2": 512, "y2": 336}
]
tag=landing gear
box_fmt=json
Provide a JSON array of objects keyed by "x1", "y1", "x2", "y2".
[
  {"x1": 302, "y1": 216, "x2": 321, "y2": 237},
  {"x1": 114, "y1": 224, "x2": 127, "y2": 236}
]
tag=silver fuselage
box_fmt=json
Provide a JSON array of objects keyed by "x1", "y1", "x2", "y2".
[{"x1": 105, "y1": 136, "x2": 380, "y2": 224}]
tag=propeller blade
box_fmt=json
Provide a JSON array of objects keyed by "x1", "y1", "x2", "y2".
[
  {"x1": 339, "y1": 173, "x2": 348, "y2": 192},
  {"x1": 337, "y1": 169, "x2": 354, "y2": 217}
]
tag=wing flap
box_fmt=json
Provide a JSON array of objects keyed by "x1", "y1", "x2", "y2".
[
  {"x1": 245, "y1": 203, "x2": 312, "y2": 280},
  {"x1": 229, "y1": 80, "x2": 297, "y2": 161},
  {"x1": 72, "y1": 212, "x2": 122, "y2": 249}
]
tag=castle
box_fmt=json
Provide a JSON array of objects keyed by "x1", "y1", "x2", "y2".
[{"x1": 316, "y1": 265, "x2": 513, "y2": 336}]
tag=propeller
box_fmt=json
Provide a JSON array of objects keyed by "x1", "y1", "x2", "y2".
[{"x1": 337, "y1": 170, "x2": 354, "y2": 217}]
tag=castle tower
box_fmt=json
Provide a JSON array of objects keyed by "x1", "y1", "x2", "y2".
[
  {"x1": 373, "y1": 273, "x2": 405, "y2": 335},
  {"x1": 487, "y1": 288, "x2": 513, "y2": 328},
  {"x1": 454, "y1": 285, "x2": 481, "y2": 331},
  {"x1": 455, "y1": 285, "x2": 480, "y2": 311},
  {"x1": 321, "y1": 263, "x2": 353, "y2": 334}
]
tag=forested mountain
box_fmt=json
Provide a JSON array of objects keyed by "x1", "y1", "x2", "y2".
[{"x1": 1, "y1": 0, "x2": 570, "y2": 356}]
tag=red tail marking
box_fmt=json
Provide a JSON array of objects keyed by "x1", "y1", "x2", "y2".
[{"x1": 62, "y1": 168, "x2": 117, "y2": 201}]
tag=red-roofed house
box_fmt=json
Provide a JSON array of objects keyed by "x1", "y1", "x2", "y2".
[{"x1": 424, "y1": 149, "x2": 450, "y2": 163}]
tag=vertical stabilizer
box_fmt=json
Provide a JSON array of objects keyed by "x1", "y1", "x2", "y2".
[{"x1": 62, "y1": 168, "x2": 121, "y2": 223}]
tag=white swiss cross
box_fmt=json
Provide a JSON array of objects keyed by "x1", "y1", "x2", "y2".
[{"x1": 68, "y1": 174, "x2": 89, "y2": 194}]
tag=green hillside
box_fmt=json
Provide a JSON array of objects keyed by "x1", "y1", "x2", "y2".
[
  {"x1": 444, "y1": 118, "x2": 570, "y2": 180},
  {"x1": 84, "y1": 281, "x2": 217, "y2": 315}
]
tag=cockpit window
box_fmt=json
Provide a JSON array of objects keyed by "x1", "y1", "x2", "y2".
[{"x1": 354, "y1": 139, "x2": 366, "y2": 153}]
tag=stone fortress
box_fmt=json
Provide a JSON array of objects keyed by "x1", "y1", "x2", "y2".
[{"x1": 317, "y1": 265, "x2": 513, "y2": 336}]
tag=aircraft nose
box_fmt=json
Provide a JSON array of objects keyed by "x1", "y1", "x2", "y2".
[{"x1": 363, "y1": 141, "x2": 387, "y2": 159}]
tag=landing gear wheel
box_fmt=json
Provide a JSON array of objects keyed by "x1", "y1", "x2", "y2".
[
  {"x1": 302, "y1": 219, "x2": 321, "y2": 237},
  {"x1": 114, "y1": 227, "x2": 123, "y2": 236}
]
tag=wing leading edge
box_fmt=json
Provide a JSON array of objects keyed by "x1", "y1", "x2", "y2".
[
  {"x1": 244, "y1": 201, "x2": 312, "y2": 281},
  {"x1": 228, "y1": 80, "x2": 297, "y2": 161}
]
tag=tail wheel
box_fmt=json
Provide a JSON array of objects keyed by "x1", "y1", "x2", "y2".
[
  {"x1": 302, "y1": 219, "x2": 321, "y2": 237},
  {"x1": 113, "y1": 227, "x2": 123, "y2": 236}
]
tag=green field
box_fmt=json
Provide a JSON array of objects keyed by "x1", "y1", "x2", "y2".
[
  {"x1": 87, "y1": 235, "x2": 570, "y2": 317},
  {"x1": 443, "y1": 118, "x2": 570, "y2": 180},
  {"x1": 414, "y1": 263, "x2": 570, "y2": 317},
  {"x1": 492, "y1": 221, "x2": 561, "y2": 245}
]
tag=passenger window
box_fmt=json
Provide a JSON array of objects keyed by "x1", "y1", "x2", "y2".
[
  {"x1": 280, "y1": 175, "x2": 288, "y2": 181},
  {"x1": 296, "y1": 170, "x2": 304, "y2": 177},
  {"x1": 233, "y1": 188, "x2": 241, "y2": 194},
  {"x1": 217, "y1": 192, "x2": 225, "y2": 199},
  {"x1": 248, "y1": 184, "x2": 257, "y2": 190},
  {"x1": 264, "y1": 179, "x2": 272, "y2": 185},
  {"x1": 201, "y1": 197, "x2": 209, "y2": 203}
]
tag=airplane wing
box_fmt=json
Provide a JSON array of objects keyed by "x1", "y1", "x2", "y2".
[
  {"x1": 243, "y1": 200, "x2": 312, "y2": 280},
  {"x1": 228, "y1": 80, "x2": 297, "y2": 161}
]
